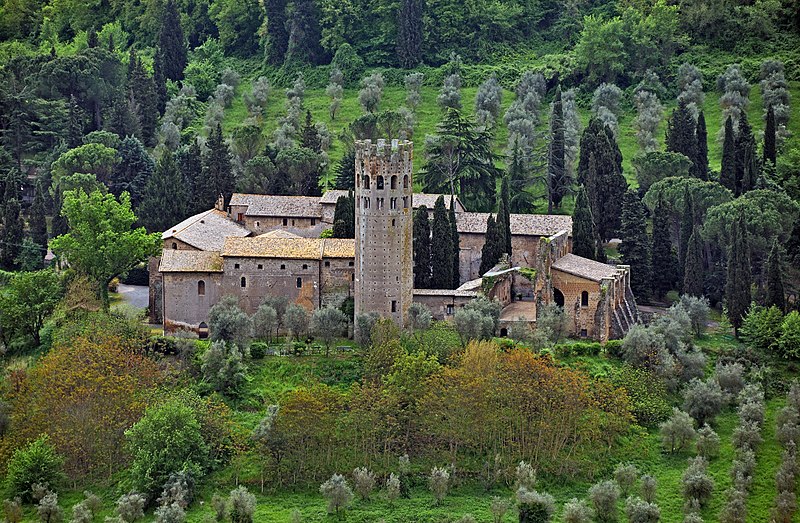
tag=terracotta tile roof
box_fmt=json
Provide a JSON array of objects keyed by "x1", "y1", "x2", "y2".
[
  {"x1": 320, "y1": 190, "x2": 465, "y2": 211},
  {"x1": 159, "y1": 250, "x2": 224, "y2": 272},
  {"x1": 413, "y1": 288, "x2": 479, "y2": 297},
  {"x1": 551, "y1": 253, "x2": 619, "y2": 282},
  {"x1": 456, "y1": 278, "x2": 484, "y2": 291},
  {"x1": 162, "y1": 209, "x2": 250, "y2": 251},
  {"x1": 229, "y1": 193, "x2": 322, "y2": 218},
  {"x1": 456, "y1": 212, "x2": 572, "y2": 237},
  {"x1": 257, "y1": 230, "x2": 303, "y2": 239},
  {"x1": 221, "y1": 237, "x2": 355, "y2": 259},
  {"x1": 318, "y1": 190, "x2": 353, "y2": 205}
]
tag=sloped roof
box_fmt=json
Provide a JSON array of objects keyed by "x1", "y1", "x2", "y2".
[
  {"x1": 162, "y1": 209, "x2": 250, "y2": 251},
  {"x1": 221, "y1": 237, "x2": 355, "y2": 260},
  {"x1": 456, "y1": 212, "x2": 572, "y2": 237},
  {"x1": 229, "y1": 194, "x2": 322, "y2": 218},
  {"x1": 320, "y1": 190, "x2": 465, "y2": 211},
  {"x1": 413, "y1": 288, "x2": 479, "y2": 297},
  {"x1": 257, "y1": 230, "x2": 303, "y2": 239},
  {"x1": 551, "y1": 253, "x2": 619, "y2": 282},
  {"x1": 159, "y1": 250, "x2": 224, "y2": 273}
]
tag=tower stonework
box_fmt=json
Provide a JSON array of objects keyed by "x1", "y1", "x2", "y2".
[{"x1": 354, "y1": 139, "x2": 414, "y2": 326}]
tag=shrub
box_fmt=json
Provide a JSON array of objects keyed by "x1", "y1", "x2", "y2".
[
  {"x1": 490, "y1": 496, "x2": 511, "y2": 523},
  {"x1": 740, "y1": 305, "x2": 783, "y2": 352},
  {"x1": 683, "y1": 378, "x2": 724, "y2": 427},
  {"x1": 682, "y1": 457, "x2": 714, "y2": 509},
  {"x1": 515, "y1": 460, "x2": 537, "y2": 490},
  {"x1": 695, "y1": 424, "x2": 720, "y2": 459},
  {"x1": 715, "y1": 363, "x2": 746, "y2": 401},
  {"x1": 516, "y1": 487, "x2": 556, "y2": 523},
  {"x1": 158, "y1": 470, "x2": 195, "y2": 509},
  {"x1": 719, "y1": 488, "x2": 747, "y2": 523},
  {"x1": 562, "y1": 498, "x2": 594, "y2": 523},
  {"x1": 778, "y1": 312, "x2": 800, "y2": 359},
  {"x1": 3, "y1": 498, "x2": 22, "y2": 523},
  {"x1": 37, "y1": 492, "x2": 62, "y2": 523},
  {"x1": 731, "y1": 448, "x2": 756, "y2": 491},
  {"x1": 211, "y1": 494, "x2": 226, "y2": 522},
  {"x1": 320, "y1": 474, "x2": 353, "y2": 516},
  {"x1": 5, "y1": 436, "x2": 64, "y2": 502},
  {"x1": 154, "y1": 503, "x2": 185, "y2": 523},
  {"x1": 588, "y1": 480, "x2": 620, "y2": 523},
  {"x1": 228, "y1": 486, "x2": 256, "y2": 523},
  {"x1": 775, "y1": 448, "x2": 797, "y2": 492},
  {"x1": 249, "y1": 342, "x2": 268, "y2": 359},
  {"x1": 733, "y1": 421, "x2": 763, "y2": 453},
  {"x1": 385, "y1": 473, "x2": 400, "y2": 506},
  {"x1": 738, "y1": 400, "x2": 765, "y2": 428},
  {"x1": 660, "y1": 408, "x2": 696, "y2": 453},
  {"x1": 429, "y1": 466, "x2": 450, "y2": 505},
  {"x1": 201, "y1": 341, "x2": 247, "y2": 396},
  {"x1": 351, "y1": 467, "x2": 375, "y2": 501},
  {"x1": 614, "y1": 464, "x2": 639, "y2": 496},
  {"x1": 772, "y1": 490, "x2": 797, "y2": 523},
  {"x1": 114, "y1": 493, "x2": 145, "y2": 523},
  {"x1": 610, "y1": 365, "x2": 671, "y2": 425},
  {"x1": 640, "y1": 475, "x2": 657, "y2": 503},
  {"x1": 70, "y1": 501, "x2": 92, "y2": 523},
  {"x1": 625, "y1": 496, "x2": 660, "y2": 523}
]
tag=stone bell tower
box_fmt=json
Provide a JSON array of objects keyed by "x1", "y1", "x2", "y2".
[{"x1": 354, "y1": 139, "x2": 414, "y2": 326}]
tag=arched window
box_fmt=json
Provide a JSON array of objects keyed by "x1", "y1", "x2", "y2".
[
  {"x1": 241, "y1": 276, "x2": 247, "y2": 288},
  {"x1": 581, "y1": 291, "x2": 589, "y2": 307},
  {"x1": 198, "y1": 280, "x2": 205, "y2": 296},
  {"x1": 376, "y1": 176, "x2": 385, "y2": 190},
  {"x1": 403, "y1": 175, "x2": 409, "y2": 188},
  {"x1": 171, "y1": 242, "x2": 177, "y2": 249},
  {"x1": 296, "y1": 277, "x2": 302, "y2": 288},
  {"x1": 391, "y1": 175, "x2": 398, "y2": 189},
  {"x1": 363, "y1": 175, "x2": 371, "y2": 189}
]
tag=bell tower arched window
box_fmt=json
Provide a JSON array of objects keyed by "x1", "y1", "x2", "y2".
[{"x1": 198, "y1": 280, "x2": 205, "y2": 296}]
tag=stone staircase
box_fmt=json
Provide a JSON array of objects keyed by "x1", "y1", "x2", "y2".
[{"x1": 610, "y1": 286, "x2": 639, "y2": 339}]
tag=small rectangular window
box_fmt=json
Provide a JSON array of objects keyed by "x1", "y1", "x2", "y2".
[
  {"x1": 258, "y1": 264, "x2": 263, "y2": 270},
  {"x1": 296, "y1": 277, "x2": 302, "y2": 288},
  {"x1": 446, "y1": 304, "x2": 454, "y2": 315},
  {"x1": 234, "y1": 263, "x2": 240, "y2": 269},
  {"x1": 302, "y1": 264, "x2": 308, "y2": 270},
  {"x1": 391, "y1": 300, "x2": 397, "y2": 313},
  {"x1": 283, "y1": 218, "x2": 288, "y2": 226},
  {"x1": 324, "y1": 261, "x2": 330, "y2": 267},
  {"x1": 281, "y1": 264, "x2": 286, "y2": 270},
  {"x1": 580, "y1": 329, "x2": 588, "y2": 338},
  {"x1": 348, "y1": 261, "x2": 354, "y2": 267},
  {"x1": 311, "y1": 218, "x2": 316, "y2": 225}
]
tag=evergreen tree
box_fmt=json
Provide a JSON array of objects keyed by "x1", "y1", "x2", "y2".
[
  {"x1": 87, "y1": 27, "x2": 98, "y2": 48},
  {"x1": 735, "y1": 113, "x2": 758, "y2": 195},
  {"x1": 199, "y1": 124, "x2": 236, "y2": 209},
  {"x1": 300, "y1": 110, "x2": 321, "y2": 153},
  {"x1": 725, "y1": 212, "x2": 751, "y2": 336},
  {"x1": 571, "y1": 185, "x2": 599, "y2": 261},
  {"x1": 679, "y1": 188, "x2": 694, "y2": 285},
  {"x1": 547, "y1": 87, "x2": 568, "y2": 212},
  {"x1": 106, "y1": 95, "x2": 141, "y2": 140},
  {"x1": 695, "y1": 111, "x2": 709, "y2": 180},
  {"x1": 334, "y1": 148, "x2": 356, "y2": 190},
  {"x1": 619, "y1": 190, "x2": 651, "y2": 303},
  {"x1": 156, "y1": 0, "x2": 188, "y2": 81},
  {"x1": 479, "y1": 214, "x2": 502, "y2": 275},
  {"x1": 413, "y1": 206, "x2": 432, "y2": 289},
  {"x1": 764, "y1": 105, "x2": 777, "y2": 165},
  {"x1": 496, "y1": 197, "x2": 509, "y2": 259},
  {"x1": 396, "y1": 0, "x2": 422, "y2": 68},
  {"x1": 153, "y1": 52, "x2": 168, "y2": 115},
  {"x1": 29, "y1": 180, "x2": 48, "y2": 250},
  {"x1": 112, "y1": 136, "x2": 155, "y2": 207},
  {"x1": 0, "y1": 198, "x2": 24, "y2": 270},
  {"x1": 264, "y1": 0, "x2": 289, "y2": 65},
  {"x1": 651, "y1": 195, "x2": 678, "y2": 298},
  {"x1": 67, "y1": 95, "x2": 84, "y2": 148},
  {"x1": 284, "y1": 0, "x2": 325, "y2": 65},
  {"x1": 665, "y1": 99, "x2": 698, "y2": 176},
  {"x1": 332, "y1": 194, "x2": 355, "y2": 238},
  {"x1": 765, "y1": 238, "x2": 785, "y2": 311},
  {"x1": 683, "y1": 226, "x2": 705, "y2": 298},
  {"x1": 127, "y1": 49, "x2": 158, "y2": 146},
  {"x1": 499, "y1": 176, "x2": 512, "y2": 256},
  {"x1": 138, "y1": 150, "x2": 189, "y2": 233},
  {"x1": 507, "y1": 139, "x2": 535, "y2": 213},
  {"x1": 720, "y1": 116, "x2": 737, "y2": 194},
  {"x1": 431, "y1": 196, "x2": 454, "y2": 288},
  {"x1": 178, "y1": 141, "x2": 204, "y2": 215},
  {"x1": 449, "y1": 197, "x2": 460, "y2": 289}
]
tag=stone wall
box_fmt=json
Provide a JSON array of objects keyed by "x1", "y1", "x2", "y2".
[
  {"x1": 162, "y1": 238, "x2": 200, "y2": 251},
  {"x1": 458, "y1": 233, "x2": 546, "y2": 284},
  {"x1": 233, "y1": 214, "x2": 326, "y2": 238},
  {"x1": 549, "y1": 269, "x2": 605, "y2": 340},
  {"x1": 219, "y1": 257, "x2": 321, "y2": 313},
  {"x1": 162, "y1": 272, "x2": 223, "y2": 332},
  {"x1": 320, "y1": 257, "x2": 355, "y2": 309},
  {"x1": 412, "y1": 292, "x2": 474, "y2": 320}
]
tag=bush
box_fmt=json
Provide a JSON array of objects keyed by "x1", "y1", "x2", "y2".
[
  {"x1": 515, "y1": 461, "x2": 537, "y2": 490},
  {"x1": 640, "y1": 475, "x2": 657, "y2": 504},
  {"x1": 562, "y1": 498, "x2": 594, "y2": 523},
  {"x1": 211, "y1": 494, "x2": 226, "y2": 522},
  {"x1": 37, "y1": 492, "x2": 62, "y2": 523},
  {"x1": 731, "y1": 448, "x2": 756, "y2": 491},
  {"x1": 228, "y1": 486, "x2": 256, "y2": 523},
  {"x1": 740, "y1": 305, "x2": 783, "y2": 352},
  {"x1": 158, "y1": 470, "x2": 195, "y2": 509},
  {"x1": 610, "y1": 365, "x2": 671, "y2": 425},
  {"x1": 114, "y1": 493, "x2": 145, "y2": 523},
  {"x1": 490, "y1": 496, "x2": 511, "y2": 523},
  {"x1": 249, "y1": 342, "x2": 268, "y2": 359},
  {"x1": 385, "y1": 473, "x2": 400, "y2": 506},
  {"x1": 320, "y1": 474, "x2": 353, "y2": 516},
  {"x1": 719, "y1": 488, "x2": 747, "y2": 523},
  {"x1": 5, "y1": 436, "x2": 64, "y2": 502},
  {"x1": 605, "y1": 340, "x2": 624, "y2": 358},
  {"x1": 352, "y1": 467, "x2": 375, "y2": 501},
  {"x1": 624, "y1": 497, "x2": 660, "y2": 523},
  {"x1": 778, "y1": 312, "x2": 800, "y2": 359},
  {"x1": 154, "y1": 503, "x2": 185, "y2": 523},
  {"x1": 682, "y1": 457, "x2": 714, "y2": 509},
  {"x1": 695, "y1": 424, "x2": 720, "y2": 459},
  {"x1": 429, "y1": 466, "x2": 450, "y2": 505},
  {"x1": 683, "y1": 378, "x2": 724, "y2": 427},
  {"x1": 201, "y1": 341, "x2": 247, "y2": 397},
  {"x1": 715, "y1": 363, "x2": 746, "y2": 402},
  {"x1": 614, "y1": 464, "x2": 639, "y2": 496},
  {"x1": 3, "y1": 498, "x2": 22, "y2": 523},
  {"x1": 588, "y1": 480, "x2": 620, "y2": 523},
  {"x1": 660, "y1": 408, "x2": 696, "y2": 453},
  {"x1": 516, "y1": 487, "x2": 555, "y2": 523}
]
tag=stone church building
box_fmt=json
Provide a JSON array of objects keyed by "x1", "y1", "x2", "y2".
[{"x1": 150, "y1": 140, "x2": 638, "y2": 342}]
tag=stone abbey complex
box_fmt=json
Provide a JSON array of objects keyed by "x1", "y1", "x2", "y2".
[{"x1": 150, "y1": 140, "x2": 638, "y2": 342}]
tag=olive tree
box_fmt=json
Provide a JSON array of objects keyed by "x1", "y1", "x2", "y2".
[{"x1": 310, "y1": 307, "x2": 348, "y2": 356}]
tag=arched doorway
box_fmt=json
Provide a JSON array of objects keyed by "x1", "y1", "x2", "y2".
[
  {"x1": 500, "y1": 327, "x2": 508, "y2": 337},
  {"x1": 553, "y1": 288, "x2": 565, "y2": 307},
  {"x1": 198, "y1": 322, "x2": 209, "y2": 339}
]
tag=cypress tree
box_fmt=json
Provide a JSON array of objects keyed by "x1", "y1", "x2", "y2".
[
  {"x1": 396, "y1": 0, "x2": 422, "y2": 69},
  {"x1": 479, "y1": 214, "x2": 502, "y2": 276},
  {"x1": 665, "y1": 99, "x2": 698, "y2": 176},
  {"x1": 735, "y1": 113, "x2": 758, "y2": 195},
  {"x1": 153, "y1": 51, "x2": 168, "y2": 115},
  {"x1": 678, "y1": 188, "x2": 694, "y2": 285},
  {"x1": 683, "y1": 226, "x2": 705, "y2": 298},
  {"x1": 156, "y1": 0, "x2": 187, "y2": 81},
  {"x1": 264, "y1": 0, "x2": 289, "y2": 65},
  {"x1": 449, "y1": 197, "x2": 460, "y2": 289},
  {"x1": 720, "y1": 116, "x2": 737, "y2": 194},
  {"x1": 572, "y1": 185, "x2": 599, "y2": 261},
  {"x1": 431, "y1": 196, "x2": 454, "y2": 288},
  {"x1": 332, "y1": 194, "x2": 355, "y2": 238},
  {"x1": 127, "y1": 49, "x2": 158, "y2": 147},
  {"x1": 547, "y1": 86, "x2": 568, "y2": 212},
  {"x1": 725, "y1": 212, "x2": 751, "y2": 336},
  {"x1": 199, "y1": 124, "x2": 236, "y2": 209},
  {"x1": 651, "y1": 194, "x2": 678, "y2": 299},
  {"x1": 87, "y1": 27, "x2": 98, "y2": 48},
  {"x1": 178, "y1": 141, "x2": 205, "y2": 215},
  {"x1": 334, "y1": 148, "x2": 356, "y2": 190},
  {"x1": 765, "y1": 238, "x2": 785, "y2": 311},
  {"x1": 29, "y1": 180, "x2": 48, "y2": 250},
  {"x1": 413, "y1": 205, "x2": 432, "y2": 289},
  {"x1": 496, "y1": 197, "x2": 509, "y2": 259},
  {"x1": 300, "y1": 110, "x2": 322, "y2": 153},
  {"x1": 695, "y1": 111, "x2": 709, "y2": 180},
  {"x1": 499, "y1": 175, "x2": 512, "y2": 256},
  {"x1": 138, "y1": 150, "x2": 189, "y2": 232},
  {"x1": 67, "y1": 95, "x2": 84, "y2": 148},
  {"x1": 619, "y1": 190, "x2": 652, "y2": 303},
  {"x1": 764, "y1": 105, "x2": 777, "y2": 165},
  {"x1": 112, "y1": 136, "x2": 155, "y2": 207},
  {"x1": 0, "y1": 198, "x2": 24, "y2": 270},
  {"x1": 507, "y1": 140, "x2": 535, "y2": 213}
]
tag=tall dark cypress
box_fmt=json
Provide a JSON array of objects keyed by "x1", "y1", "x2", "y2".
[
  {"x1": 678, "y1": 188, "x2": 694, "y2": 286},
  {"x1": 571, "y1": 185, "x2": 599, "y2": 261},
  {"x1": 479, "y1": 215, "x2": 502, "y2": 276},
  {"x1": 127, "y1": 49, "x2": 158, "y2": 147},
  {"x1": 413, "y1": 206, "x2": 432, "y2": 289},
  {"x1": 431, "y1": 196, "x2": 454, "y2": 288},
  {"x1": 156, "y1": 0, "x2": 188, "y2": 81},
  {"x1": 720, "y1": 116, "x2": 737, "y2": 194},
  {"x1": 112, "y1": 136, "x2": 155, "y2": 207},
  {"x1": 547, "y1": 86, "x2": 568, "y2": 212},
  {"x1": 87, "y1": 27, "x2": 98, "y2": 48},
  {"x1": 618, "y1": 190, "x2": 652, "y2": 303},
  {"x1": 499, "y1": 176, "x2": 512, "y2": 256},
  {"x1": 683, "y1": 226, "x2": 705, "y2": 298},
  {"x1": 265, "y1": 0, "x2": 289, "y2": 65},
  {"x1": 764, "y1": 238, "x2": 785, "y2": 311},
  {"x1": 735, "y1": 113, "x2": 758, "y2": 195},
  {"x1": 332, "y1": 194, "x2": 355, "y2": 238},
  {"x1": 764, "y1": 105, "x2": 777, "y2": 165},
  {"x1": 178, "y1": 141, "x2": 205, "y2": 215},
  {"x1": 29, "y1": 180, "x2": 48, "y2": 250},
  {"x1": 138, "y1": 150, "x2": 189, "y2": 233},
  {"x1": 496, "y1": 198, "x2": 509, "y2": 259},
  {"x1": 651, "y1": 195, "x2": 678, "y2": 299},
  {"x1": 199, "y1": 125, "x2": 236, "y2": 209},
  {"x1": 67, "y1": 95, "x2": 84, "y2": 148},
  {"x1": 695, "y1": 111, "x2": 708, "y2": 180},
  {"x1": 153, "y1": 51, "x2": 168, "y2": 115},
  {"x1": 0, "y1": 198, "x2": 24, "y2": 270},
  {"x1": 396, "y1": 0, "x2": 423, "y2": 68},
  {"x1": 725, "y1": 212, "x2": 751, "y2": 336},
  {"x1": 665, "y1": 100, "x2": 698, "y2": 176},
  {"x1": 449, "y1": 197, "x2": 460, "y2": 289}
]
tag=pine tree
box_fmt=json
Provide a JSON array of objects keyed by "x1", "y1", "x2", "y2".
[
  {"x1": 334, "y1": 148, "x2": 356, "y2": 190},
  {"x1": 499, "y1": 176, "x2": 512, "y2": 256},
  {"x1": 413, "y1": 206, "x2": 432, "y2": 289},
  {"x1": 199, "y1": 124, "x2": 236, "y2": 209},
  {"x1": 396, "y1": 0, "x2": 422, "y2": 68},
  {"x1": 332, "y1": 194, "x2": 355, "y2": 238},
  {"x1": 264, "y1": 0, "x2": 289, "y2": 65},
  {"x1": 29, "y1": 180, "x2": 48, "y2": 250},
  {"x1": 572, "y1": 185, "x2": 599, "y2": 261},
  {"x1": 765, "y1": 238, "x2": 785, "y2": 311},
  {"x1": 695, "y1": 111, "x2": 709, "y2": 180},
  {"x1": 735, "y1": 113, "x2": 758, "y2": 195},
  {"x1": 651, "y1": 195, "x2": 678, "y2": 299},
  {"x1": 547, "y1": 86, "x2": 568, "y2": 212},
  {"x1": 665, "y1": 99, "x2": 698, "y2": 176},
  {"x1": 720, "y1": 116, "x2": 737, "y2": 194},
  {"x1": 431, "y1": 196, "x2": 454, "y2": 288},
  {"x1": 479, "y1": 214, "x2": 503, "y2": 275},
  {"x1": 764, "y1": 105, "x2": 777, "y2": 165},
  {"x1": 449, "y1": 197, "x2": 460, "y2": 289},
  {"x1": 156, "y1": 0, "x2": 187, "y2": 81},
  {"x1": 178, "y1": 141, "x2": 205, "y2": 215},
  {"x1": 683, "y1": 226, "x2": 705, "y2": 298},
  {"x1": 138, "y1": 150, "x2": 189, "y2": 232},
  {"x1": 726, "y1": 212, "x2": 751, "y2": 336},
  {"x1": 0, "y1": 198, "x2": 24, "y2": 270},
  {"x1": 112, "y1": 136, "x2": 155, "y2": 207},
  {"x1": 619, "y1": 190, "x2": 651, "y2": 303}
]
